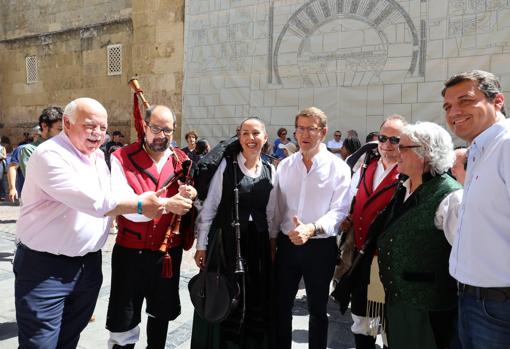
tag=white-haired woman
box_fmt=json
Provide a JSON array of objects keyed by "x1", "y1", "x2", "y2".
[{"x1": 376, "y1": 122, "x2": 463, "y2": 349}]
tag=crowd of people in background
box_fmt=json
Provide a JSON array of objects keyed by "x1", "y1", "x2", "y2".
[
  {"x1": 3, "y1": 69, "x2": 510, "y2": 349},
  {"x1": 0, "y1": 112, "x2": 378, "y2": 197}
]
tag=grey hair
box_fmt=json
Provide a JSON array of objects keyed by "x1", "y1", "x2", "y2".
[
  {"x1": 63, "y1": 98, "x2": 107, "y2": 124},
  {"x1": 380, "y1": 114, "x2": 408, "y2": 129},
  {"x1": 401, "y1": 122, "x2": 455, "y2": 175},
  {"x1": 63, "y1": 100, "x2": 78, "y2": 124}
]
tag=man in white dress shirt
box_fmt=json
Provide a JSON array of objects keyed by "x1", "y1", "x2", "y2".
[
  {"x1": 271, "y1": 107, "x2": 351, "y2": 349},
  {"x1": 14, "y1": 98, "x2": 173, "y2": 349},
  {"x1": 326, "y1": 130, "x2": 343, "y2": 158},
  {"x1": 443, "y1": 70, "x2": 510, "y2": 348}
]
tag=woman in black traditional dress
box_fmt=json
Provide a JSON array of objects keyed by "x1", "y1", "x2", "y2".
[{"x1": 191, "y1": 117, "x2": 276, "y2": 349}]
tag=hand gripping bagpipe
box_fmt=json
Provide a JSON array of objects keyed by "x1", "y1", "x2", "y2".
[
  {"x1": 158, "y1": 159, "x2": 194, "y2": 278},
  {"x1": 129, "y1": 77, "x2": 194, "y2": 278}
]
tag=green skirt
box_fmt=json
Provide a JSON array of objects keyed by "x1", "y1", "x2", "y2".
[{"x1": 386, "y1": 301, "x2": 457, "y2": 349}]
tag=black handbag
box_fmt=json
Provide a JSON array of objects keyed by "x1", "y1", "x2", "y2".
[{"x1": 188, "y1": 228, "x2": 240, "y2": 323}]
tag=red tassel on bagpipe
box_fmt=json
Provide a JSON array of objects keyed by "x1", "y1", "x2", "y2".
[
  {"x1": 133, "y1": 93, "x2": 145, "y2": 141},
  {"x1": 161, "y1": 252, "x2": 173, "y2": 278}
]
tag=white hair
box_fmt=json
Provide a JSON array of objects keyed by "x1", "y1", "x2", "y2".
[
  {"x1": 63, "y1": 100, "x2": 78, "y2": 124},
  {"x1": 63, "y1": 98, "x2": 107, "y2": 125},
  {"x1": 401, "y1": 122, "x2": 455, "y2": 175}
]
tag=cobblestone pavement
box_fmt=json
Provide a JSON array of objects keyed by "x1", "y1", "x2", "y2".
[{"x1": 0, "y1": 202, "x2": 375, "y2": 348}]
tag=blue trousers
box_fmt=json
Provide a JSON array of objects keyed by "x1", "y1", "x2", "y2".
[
  {"x1": 14, "y1": 244, "x2": 102, "y2": 349},
  {"x1": 458, "y1": 291, "x2": 510, "y2": 349}
]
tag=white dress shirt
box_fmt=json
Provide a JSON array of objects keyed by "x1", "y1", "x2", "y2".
[
  {"x1": 450, "y1": 118, "x2": 510, "y2": 287},
  {"x1": 110, "y1": 147, "x2": 172, "y2": 223},
  {"x1": 349, "y1": 159, "x2": 397, "y2": 201},
  {"x1": 326, "y1": 139, "x2": 343, "y2": 158},
  {"x1": 16, "y1": 132, "x2": 120, "y2": 256},
  {"x1": 270, "y1": 147, "x2": 351, "y2": 239},
  {"x1": 195, "y1": 152, "x2": 276, "y2": 250}
]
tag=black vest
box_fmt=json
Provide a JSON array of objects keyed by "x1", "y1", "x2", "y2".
[{"x1": 212, "y1": 155, "x2": 273, "y2": 233}]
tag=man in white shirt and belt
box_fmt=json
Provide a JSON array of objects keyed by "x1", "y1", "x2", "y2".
[
  {"x1": 14, "y1": 98, "x2": 190, "y2": 349},
  {"x1": 271, "y1": 107, "x2": 351, "y2": 349},
  {"x1": 443, "y1": 70, "x2": 510, "y2": 348}
]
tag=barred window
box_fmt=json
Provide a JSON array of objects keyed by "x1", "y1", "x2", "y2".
[
  {"x1": 26, "y1": 56, "x2": 38, "y2": 84},
  {"x1": 107, "y1": 44, "x2": 122, "y2": 76}
]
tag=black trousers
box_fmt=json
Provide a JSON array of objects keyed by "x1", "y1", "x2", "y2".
[
  {"x1": 275, "y1": 234, "x2": 337, "y2": 349},
  {"x1": 106, "y1": 244, "x2": 182, "y2": 348}
]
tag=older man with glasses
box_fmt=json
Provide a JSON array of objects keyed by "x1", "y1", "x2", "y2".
[
  {"x1": 106, "y1": 105, "x2": 196, "y2": 349},
  {"x1": 340, "y1": 114, "x2": 406, "y2": 349}
]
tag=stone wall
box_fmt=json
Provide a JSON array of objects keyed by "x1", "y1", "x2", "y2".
[
  {"x1": 0, "y1": 0, "x2": 132, "y2": 40},
  {"x1": 0, "y1": 19, "x2": 133, "y2": 144},
  {"x1": 0, "y1": 0, "x2": 185, "y2": 147},
  {"x1": 130, "y1": 0, "x2": 185, "y2": 142}
]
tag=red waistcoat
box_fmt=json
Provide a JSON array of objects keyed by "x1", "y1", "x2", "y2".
[
  {"x1": 112, "y1": 142, "x2": 193, "y2": 251},
  {"x1": 351, "y1": 159, "x2": 399, "y2": 250}
]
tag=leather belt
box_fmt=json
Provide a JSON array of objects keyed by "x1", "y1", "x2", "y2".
[
  {"x1": 17, "y1": 242, "x2": 99, "y2": 260},
  {"x1": 458, "y1": 282, "x2": 510, "y2": 302}
]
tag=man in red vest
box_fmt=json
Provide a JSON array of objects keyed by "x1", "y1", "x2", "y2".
[
  {"x1": 343, "y1": 114, "x2": 406, "y2": 349},
  {"x1": 106, "y1": 105, "x2": 196, "y2": 349}
]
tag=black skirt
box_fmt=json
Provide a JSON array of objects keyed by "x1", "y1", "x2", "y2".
[{"x1": 190, "y1": 222, "x2": 276, "y2": 349}]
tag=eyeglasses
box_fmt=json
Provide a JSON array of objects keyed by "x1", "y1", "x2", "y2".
[
  {"x1": 147, "y1": 123, "x2": 174, "y2": 136},
  {"x1": 398, "y1": 144, "x2": 421, "y2": 151},
  {"x1": 378, "y1": 134, "x2": 400, "y2": 145},
  {"x1": 281, "y1": 132, "x2": 287, "y2": 136},
  {"x1": 295, "y1": 126, "x2": 323, "y2": 134},
  {"x1": 334, "y1": 134, "x2": 341, "y2": 137}
]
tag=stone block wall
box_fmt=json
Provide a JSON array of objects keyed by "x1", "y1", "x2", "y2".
[{"x1": 182, "y1": 0, "x2": 510, "y2": 146}]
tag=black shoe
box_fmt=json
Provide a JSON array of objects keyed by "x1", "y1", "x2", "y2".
[{"x1": 354, "y1": 333, "x2": 376, "y2": 349}]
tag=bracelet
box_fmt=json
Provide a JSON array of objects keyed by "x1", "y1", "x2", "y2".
[{"x1": 137, "y1": 199, "x2": 143, "y2": 214}]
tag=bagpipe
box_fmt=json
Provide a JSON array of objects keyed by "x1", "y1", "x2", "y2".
[
  {"x1": 128, "y1": 78, "x2": 194, "y2": 278},
  {"x1": 331, "y1": 141, "x2": 380, "y2": 313}
]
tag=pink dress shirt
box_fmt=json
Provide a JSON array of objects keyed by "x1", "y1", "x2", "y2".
[{"x1": 16, "y1": 132, "x2": 119, "y2": 256}]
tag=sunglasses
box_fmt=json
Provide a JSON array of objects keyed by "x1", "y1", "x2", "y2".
[{"x1": 378, "y1": 134, "x2": 400, "y2": 145}]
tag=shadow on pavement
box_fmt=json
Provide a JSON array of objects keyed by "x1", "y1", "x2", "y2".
[
  {"x1": 0, "y1": 322, "x2": 17, "y2": 341},
  {"x1": 0, "y1": 251, "x2": 13, "y2": 262}
]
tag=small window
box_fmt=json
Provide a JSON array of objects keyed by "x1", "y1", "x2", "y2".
[
  {"x1": 107, "y1": 44, "x2": 122, "y2": 76},
  {"x1": 26, "y1": 56, "x2": 38, "y2": 84}
]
